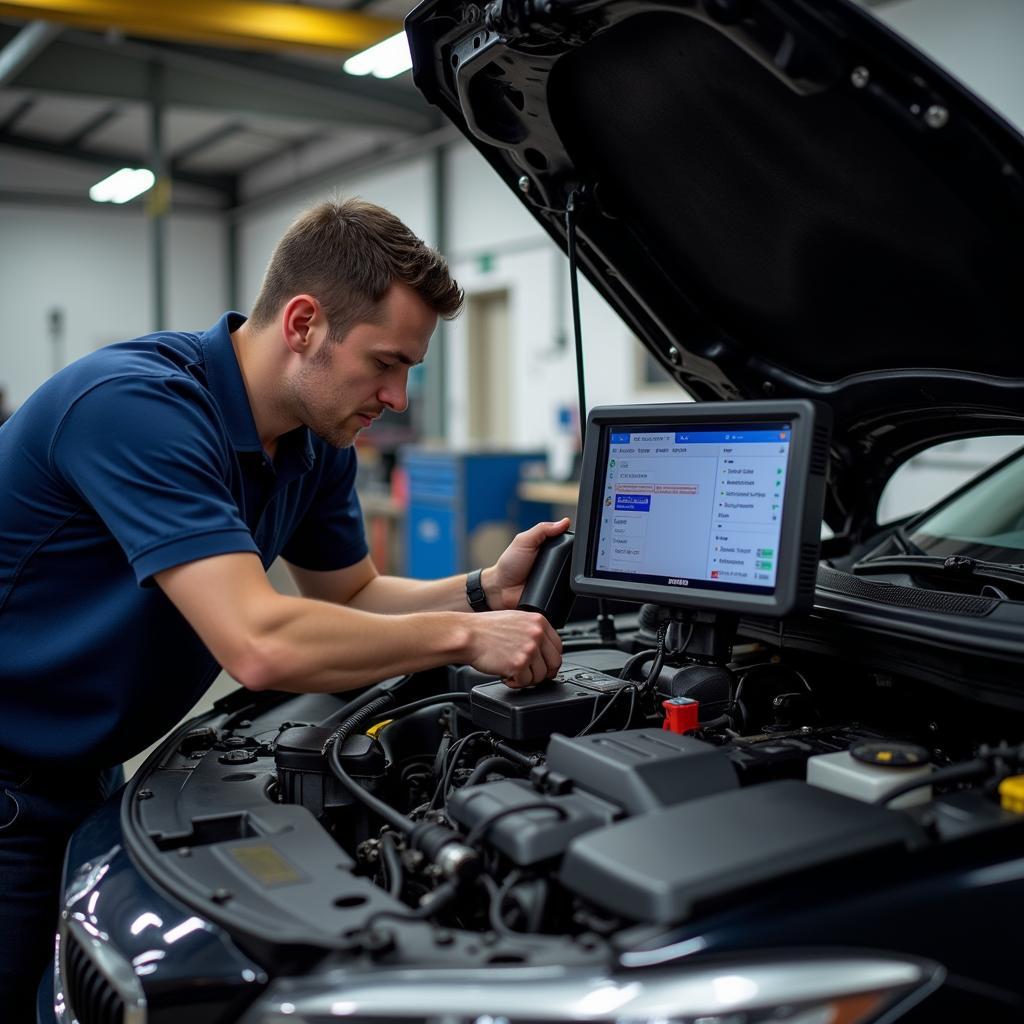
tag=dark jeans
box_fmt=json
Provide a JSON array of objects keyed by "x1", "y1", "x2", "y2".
[{"x1": 0, "y1": 762, "x2": 123, "y2": 1023}]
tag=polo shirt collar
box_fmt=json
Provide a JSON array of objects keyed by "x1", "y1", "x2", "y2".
[{"x1": 198, "y1": 312, "x2": 315, "y2": 476}]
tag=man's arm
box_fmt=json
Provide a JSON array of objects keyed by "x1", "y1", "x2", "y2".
[
  {"x1": 285, "y1": 518, "x2": 572, "y2": 614},
  {"x1": 156, "y1": 551, "x2": 562, "y2": 692}
]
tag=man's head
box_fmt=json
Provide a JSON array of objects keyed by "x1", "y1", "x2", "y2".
[
  {"x1": 249, "y1": 198, "x2": 463, "y2": 448},
  {"x1": 250, "y1": 198, "x2": 463, "y2": 345}
]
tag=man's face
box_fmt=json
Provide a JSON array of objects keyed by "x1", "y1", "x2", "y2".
[{"x1": 290, "y1": 283, "x2": 436, "y2": 449}]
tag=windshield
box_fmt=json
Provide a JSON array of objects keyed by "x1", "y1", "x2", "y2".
[{"x1": 908, "y1": 448, "x2": 1024, "y2": 561}]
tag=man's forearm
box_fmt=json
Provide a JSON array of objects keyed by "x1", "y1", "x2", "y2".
[
  {"x1": 241, "y1": 595, "x2": 473, "y2": 692},
  {"x1": 346, "y1": 566, "x2": 503, "y2": 615}
]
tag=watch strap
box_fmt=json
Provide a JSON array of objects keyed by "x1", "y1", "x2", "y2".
[{"x1": 466, "y1": 568, "x2": 491, "y2": 612}]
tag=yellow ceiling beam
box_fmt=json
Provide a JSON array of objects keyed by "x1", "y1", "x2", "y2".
[{"x1": 0, "y1": 0, "x2": 402, "y2": 56}]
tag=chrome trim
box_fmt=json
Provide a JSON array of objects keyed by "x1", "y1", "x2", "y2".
[
  {"x1": 244, "y1": 956, "x2": 933, "y2": 1022},
  {"x1": 58, "y1": 914, "x2": 147, "y2": 1024}
]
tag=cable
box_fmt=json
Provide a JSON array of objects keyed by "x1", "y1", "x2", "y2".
[
  {"x1": 366, "y1": 692, "x2": 471, "y2": 727},
  {"x1": 875, "y1": 742, "x2": 1024, "y2": 807},
  {"x1": 576, "y1": 685, "x2": 636, "y2": 737},
  {"x1": 564, "y1": 187, "x2": 588, "y2": 447},
  {"x1": 465, "y1": 802, "x2": 568, "y2": 849},
  {"x1": 429, "y1": 730, "x2": 488, "y2": 809},
  {"x1": 379, "y1": 832, "x2": 404, "y2": 899},
  {"x1": 359, "y1": 880, "x2": 460, "y2": 932},
  {"x1": 876, "y1": 758, "x2": 987, "y2": 806},
  {"x1": 482, "y1": 870, "x2": 522, "y2": 935},
  {"x1": 621, "y1": 646, "x2": 659, "y2": 683},
  {"x1": 464, "y1": 755, "x2": 520, "y2": 789}
]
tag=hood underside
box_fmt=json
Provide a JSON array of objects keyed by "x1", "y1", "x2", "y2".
[{"x1": 407, "y1": 0, "x2": 1024, "y2": 530}]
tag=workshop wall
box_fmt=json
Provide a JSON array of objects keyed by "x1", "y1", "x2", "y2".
[
  {"x1": 236, "y1": 154, "x2": 436, "y2": 310},
  {"x1": 0, "y1": 201, "x2": 226, "y2": 407}
]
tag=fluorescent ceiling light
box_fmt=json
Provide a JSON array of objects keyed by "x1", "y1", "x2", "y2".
[
  {"x1": 343, "y1": 31, "x2": 412, "y2": 79},
  {"x1": 89, "y1": 168, "x2": 156, "y2": 205}
]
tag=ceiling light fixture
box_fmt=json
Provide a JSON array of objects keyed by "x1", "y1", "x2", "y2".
[
  {"x1": 89, "y1": 168, "x2": 156, "y2": 205},
  {"x1": 343, "y1": 31, "x2": 412, "y2": 79}
]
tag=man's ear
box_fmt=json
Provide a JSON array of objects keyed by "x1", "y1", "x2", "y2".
[{"x1": 280, "y1": 295, "x2": 323, "y2": 355}]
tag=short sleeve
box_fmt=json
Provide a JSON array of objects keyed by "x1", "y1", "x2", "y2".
[
  {"x1": 50, "y1": 374, "x2": 259, "y2": 584},
  {"x1": 280, "y1": 445, "x2": 368, "y2": 571}
]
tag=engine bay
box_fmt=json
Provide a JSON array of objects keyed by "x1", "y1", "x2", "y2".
[{"x1": 123, "y1": 603, "x2": 1024, "y2": 977}]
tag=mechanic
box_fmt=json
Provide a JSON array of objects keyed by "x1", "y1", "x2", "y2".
[{"x1": 0, "y1": 197, "x2": 568, "y2": 1019}]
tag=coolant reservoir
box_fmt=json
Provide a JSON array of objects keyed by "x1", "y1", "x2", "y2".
[{"x1": 806, "y1": 742, "x2": 932, "y2": 809}]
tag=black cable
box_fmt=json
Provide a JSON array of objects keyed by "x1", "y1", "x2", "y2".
[
  {"x1": 429, "y1": 730, "x2": 488, "y2": 809},
  {"x1": 876, "y1": 758, "x2": 987, "y2": 806},
  {"x1": 319, "y1": 675, "x2": 412, "y2": 729},
  {"x1": 464, "y1": 755, "x2": 520, "y2": 789},
  {"x1": 379, "y1": 832, "x2": 404, "y2": 899},
  {"x1": 621, "y1": 646, "x2": 659, "y2": 683},
  {"x1": 321, "y1": 693, "x2": 394, "y2": 754},
  {"x1": 465, "y1": 802, "x2": 568, "y2": 849},
  {"x1": 359, "y1": 880, "x2": 460, "y2": 931},
  {"x1": 577, "y1": 685, "x2": 636, "y2": 737},
  {"x1": 366, "y1": 692, "x2": 471, "y2": 727},
  {"x1": 565, "y1": 187, "x2": 588, "y2": 447},
  {"x1": 482, "y1": 871, "x2": 522, "y2": 935},
  {"x1": 328, "y1": 724, "x2": 412, "y2": 834}
]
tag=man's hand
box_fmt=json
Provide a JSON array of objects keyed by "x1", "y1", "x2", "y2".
[
  {"x1": 462, "y1": 609, "x2": 563, "y2": 687},
  {"x1": 484, "y1": 518, "x2": 571, "y2": 609}
]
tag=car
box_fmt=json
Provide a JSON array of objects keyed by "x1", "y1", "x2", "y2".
[{"x1": 49, "y1": 1, "x2": 1024, "y2": 1022}]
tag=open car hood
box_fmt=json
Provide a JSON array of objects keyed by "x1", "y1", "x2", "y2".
[{"x1": 406, "y1": 0, "x2": 1024, "y2": 532}]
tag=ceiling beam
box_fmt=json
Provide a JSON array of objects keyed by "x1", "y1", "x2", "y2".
[
  {"x1": 0, "y1": 95, "x2": 34, "y2": 133},
  {"x1": 0, "y1": 0, "x2": 400, "y2": 56},
  {"x1": 61, "y1": 100, "x2": 119, "y2": 147},
  {"x1": 0, "y1": 186, "x2": 223, "y2": 213},
  {"x1": 0, "y1": 27, "x2": 433, "y2": 132},
  {"x1": 0, "y1": 130, "x2": 236, "y2": 197},
  {"x1": 0, "y1": 18, "x2": 60, "y2": 86},
  {"x1": 169, "y1": 119, "x2": 245, "y2": 165}
]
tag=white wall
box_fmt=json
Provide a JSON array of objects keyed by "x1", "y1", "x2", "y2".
[
  {"x1": 236, "y1": 155, "x2": 435, "y2": 312},
  {"x1": 0, "y1": 204, "x2": 227, "y2": 406}
]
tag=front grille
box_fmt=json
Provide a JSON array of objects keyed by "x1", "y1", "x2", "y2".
[{"x1": 60, "y1": 917, "x2": 146, "y2": 1024}]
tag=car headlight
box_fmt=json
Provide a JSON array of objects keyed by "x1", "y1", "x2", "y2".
[{"x1": 241, "y1": 954, "x2": 941, "y2": 1024}]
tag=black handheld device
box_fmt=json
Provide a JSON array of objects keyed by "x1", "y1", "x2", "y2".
[{"x1": 517, "y1": 531, "x2": 575, "y2": 627}]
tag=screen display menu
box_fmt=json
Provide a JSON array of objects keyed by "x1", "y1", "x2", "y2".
[{"x1": 592, "y1": 423, "x2": 792, "y2": 593}]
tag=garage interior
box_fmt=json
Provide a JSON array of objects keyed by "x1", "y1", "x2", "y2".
[
  {"x1": 3, "y1": 1, "x2": 1024, "y2": 1021},
  {"x1": 1, "y1": 0, "x2": 1022, "y2": 766}
]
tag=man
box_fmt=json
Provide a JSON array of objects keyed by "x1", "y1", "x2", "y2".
[{"x1": 0, "y1": 198, "x2": 567, "y2": 1019}]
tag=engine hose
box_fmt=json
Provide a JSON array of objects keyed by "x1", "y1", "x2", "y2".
[
  {"x1": 366, "y1": 692, "x2": 471, "y2": 726},
  {"x1": 321, "y1": 693, "x2": 395, "y2": 754},
  {"x1": 324, "y1": 692, "x2": 480, "y2": 873},
  {"x1": 327, "y1": 717, "x2": 412, "y2": 835},
  {"x1": 464, "y1": 756, "x2": 520, "y2": 788},
  {"x1": 379, "y1": 833, "x2": 405, "y2": 899}
]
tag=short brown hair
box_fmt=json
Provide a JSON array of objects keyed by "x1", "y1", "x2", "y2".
[{"x1": 249, "y1": 198, "x2": 463, "y2": 340}]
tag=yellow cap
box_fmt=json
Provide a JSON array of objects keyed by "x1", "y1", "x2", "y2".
[
  {"x1": 366, "y1": 719, "x2": 392, "y2": 739},
  {"x1": 998, "y1": 775, "x2": 1024, "y2": 815}
]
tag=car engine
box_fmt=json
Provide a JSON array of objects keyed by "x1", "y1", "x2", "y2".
[{"x1": 121, "y1": 600, "x2": 1024, "y2": 982}]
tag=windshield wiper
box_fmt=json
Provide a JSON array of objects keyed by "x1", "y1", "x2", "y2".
[
  {"x1": 893, "y1": 525, "x2": 928, "y2": 556},
  {"x1": 852, "y1": 554, "x2": 1024, "y2": 588}
]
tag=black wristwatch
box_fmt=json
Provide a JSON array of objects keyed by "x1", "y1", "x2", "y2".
[{"x1": 466, "y1": 568, "x2": 491, "y2": 612}]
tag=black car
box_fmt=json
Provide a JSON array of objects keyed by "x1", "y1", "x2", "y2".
[{"x1": 50, "y1": 2, "x2": 1024, "y2": 1022}]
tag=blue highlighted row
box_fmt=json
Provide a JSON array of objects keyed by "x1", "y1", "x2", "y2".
[
  {"x1": 615, "y1": 494, "x2": 651, "y2": 511},
  {"x1": 610, "y1": 428, "x2": 790, "y2": 445}
]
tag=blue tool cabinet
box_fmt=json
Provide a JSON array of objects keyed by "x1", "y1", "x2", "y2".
[{"x1": 401, "y1": 449, "x2": 548, "y2": 579}]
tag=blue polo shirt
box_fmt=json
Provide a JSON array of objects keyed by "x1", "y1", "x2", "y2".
[{"x1": 0, "y1": 312, "x2": 368, "y2": 769}]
